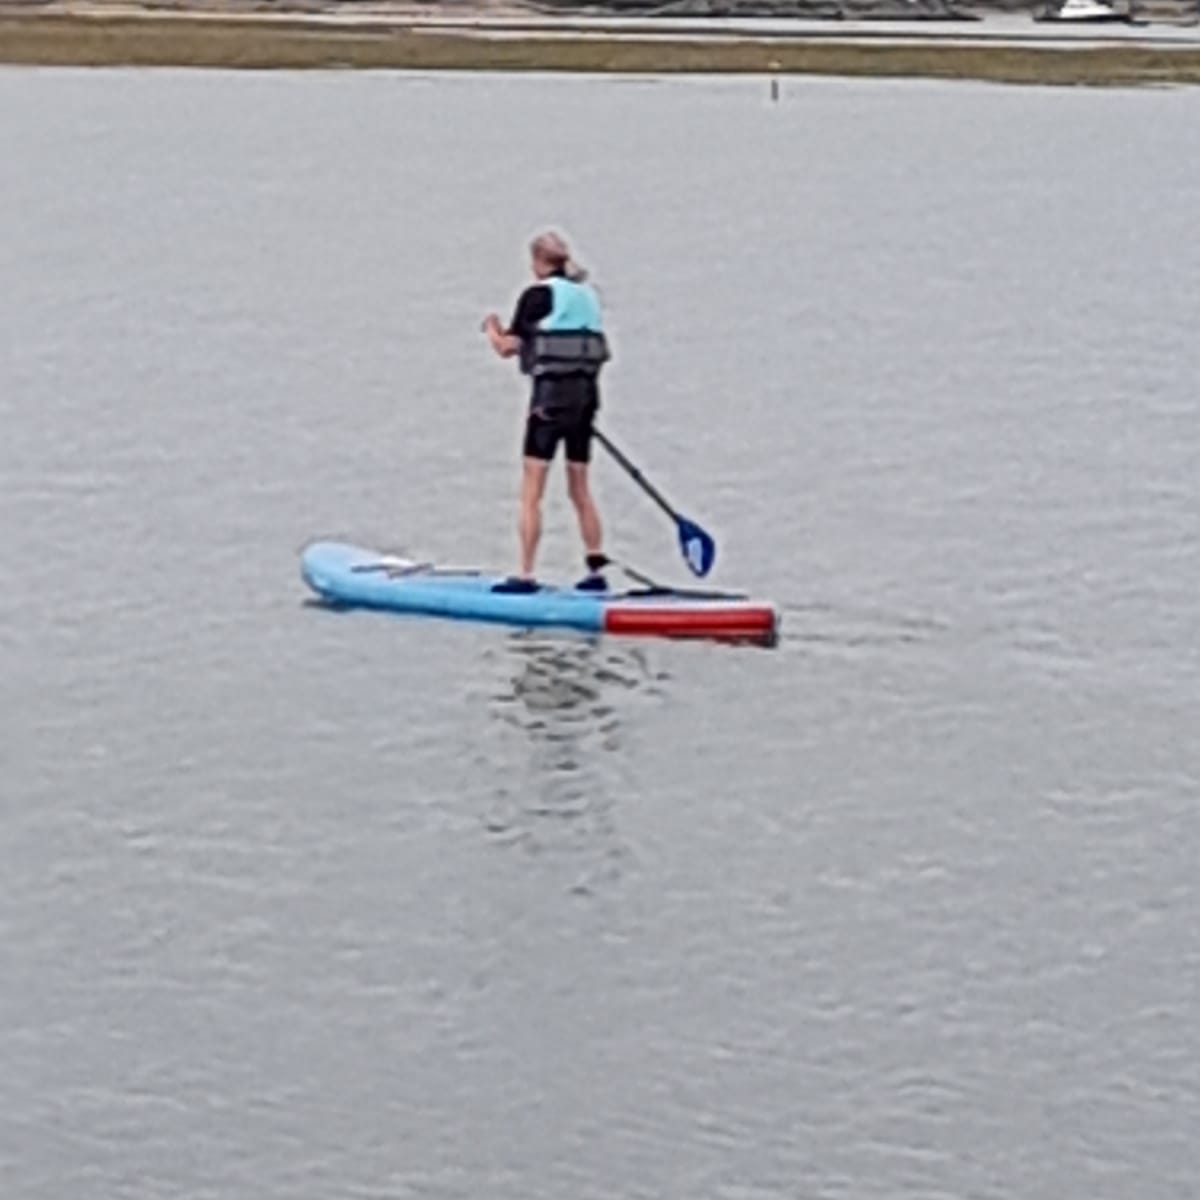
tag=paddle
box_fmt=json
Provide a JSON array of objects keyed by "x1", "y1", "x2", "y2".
[{"x1": 592, "y1": 427, "x2": 716, "y2": 578}]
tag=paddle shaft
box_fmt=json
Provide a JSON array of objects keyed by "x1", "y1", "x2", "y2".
[
  {"x1": 592, "y1": 428, "x2": 679, "y2": 523},
  {"x1": 611, "y1": 556, "x2": 746, "y2": 600}
]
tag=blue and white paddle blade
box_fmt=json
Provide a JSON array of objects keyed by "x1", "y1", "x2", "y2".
[{"x1": 678, "y1": 518, "x2": 716, "y2": 578}]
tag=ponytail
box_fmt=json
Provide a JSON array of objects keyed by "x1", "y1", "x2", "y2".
[{"x1": 531, "y1": 229, "x2": 589, "y2": 284}]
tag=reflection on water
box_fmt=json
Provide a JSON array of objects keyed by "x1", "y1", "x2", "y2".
[{"x1": 472, "y1": 632, "x2": 667, "y2": 894}]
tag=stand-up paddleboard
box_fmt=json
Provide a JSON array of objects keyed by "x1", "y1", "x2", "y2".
[{"x1": 300, "y1": 541, "x2": 779, "y2": 645}]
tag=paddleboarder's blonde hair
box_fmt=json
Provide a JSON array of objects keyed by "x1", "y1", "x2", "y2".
[{"x1": 531, "y1": 229, "x2": 588, "y2": 283}]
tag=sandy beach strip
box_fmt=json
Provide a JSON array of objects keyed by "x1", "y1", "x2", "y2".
[{"x1": 3, "y1": 4, "x2": 1200, "y2": 84}]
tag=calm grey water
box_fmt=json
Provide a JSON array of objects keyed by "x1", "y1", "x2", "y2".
[{"x1": 3, "y1": 65, "x2": 1200, "y2": 1199}]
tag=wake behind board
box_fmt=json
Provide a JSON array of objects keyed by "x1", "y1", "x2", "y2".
[{"x1": 300, "y1": 541, "x2": 779, "y2": 645}]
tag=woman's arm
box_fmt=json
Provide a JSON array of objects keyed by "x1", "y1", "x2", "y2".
[
  {"x1": 483, "y1": 285, "x2": 552, "y2": 360},
  {"x1": 482, "y1": 313, "x2": 520, "y2": 358}
]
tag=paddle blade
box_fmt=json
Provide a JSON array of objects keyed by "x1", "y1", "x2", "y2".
[{"x1": 677, "y1": 517, "x2": 716, "y2": 577}]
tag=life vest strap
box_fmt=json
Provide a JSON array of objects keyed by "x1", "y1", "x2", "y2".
[{"x1": 529, "y1": 331, "x2": 610, "y2": 378}]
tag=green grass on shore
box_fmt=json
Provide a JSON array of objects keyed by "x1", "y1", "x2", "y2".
[{"x1": 3, "y1": 11, "x2": 1200, "y2": 85}]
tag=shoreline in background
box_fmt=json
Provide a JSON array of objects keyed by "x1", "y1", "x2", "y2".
[{"x1": 3, "y1": 4, "x2": 1200, "y2": 84}]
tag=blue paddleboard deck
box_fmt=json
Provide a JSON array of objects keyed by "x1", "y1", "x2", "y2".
[{"x1": 300, "y1": 541, "x2": 779, "y2": 643}]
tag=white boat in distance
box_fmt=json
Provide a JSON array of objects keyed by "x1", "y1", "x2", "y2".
[{"x1": 1036, "y1": 0, "x2": 1133, "y2": 22}]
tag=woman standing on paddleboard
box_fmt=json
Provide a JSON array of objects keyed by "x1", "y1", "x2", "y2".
[{"x1": 482, "y1": 230, "x2": 611, "y2": 594}]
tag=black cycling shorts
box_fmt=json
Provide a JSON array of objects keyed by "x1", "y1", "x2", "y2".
[{"x1": 523, "y1": 380, "x2": 598, "y2": 464}]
